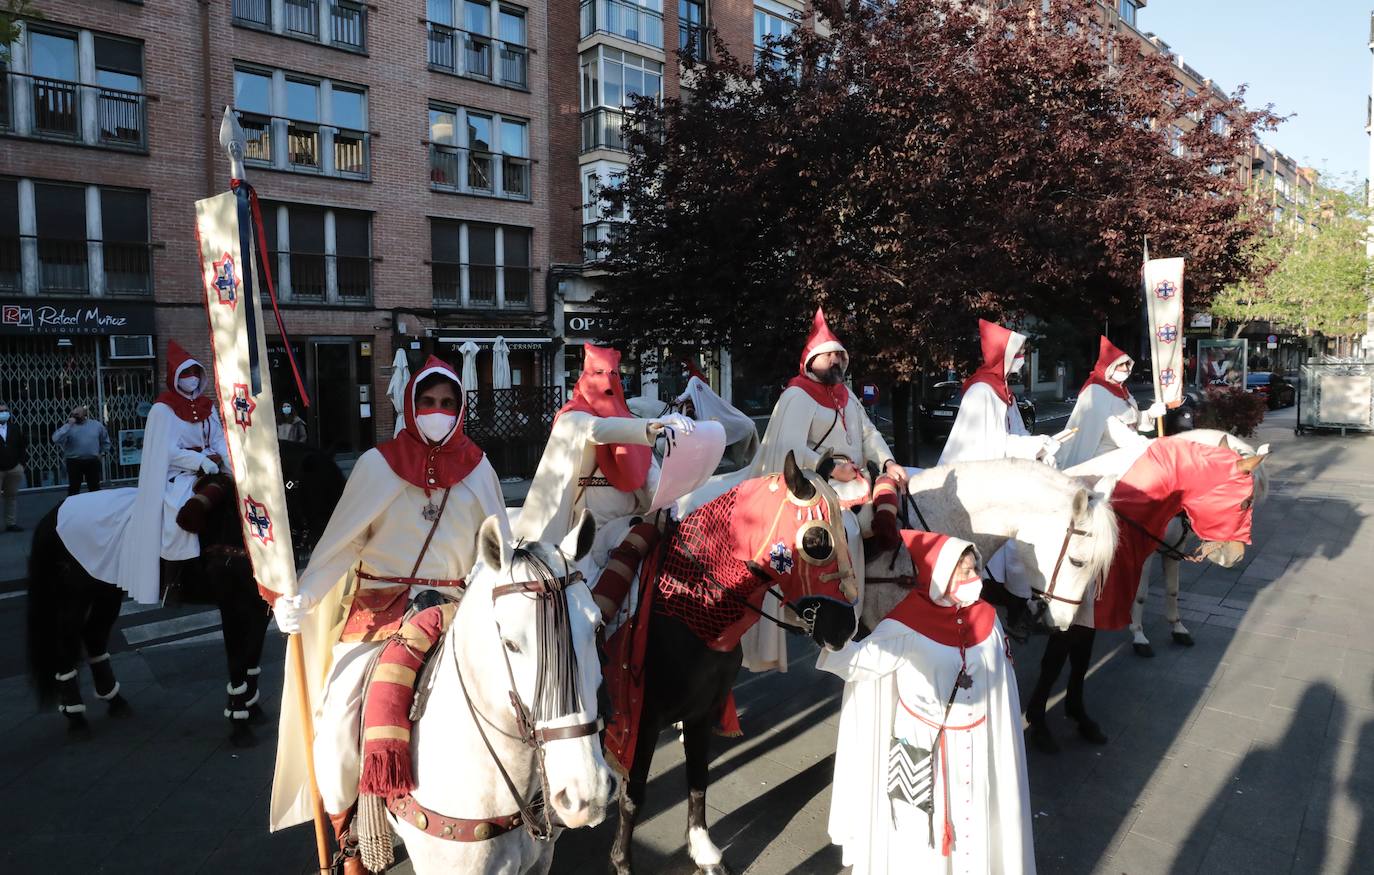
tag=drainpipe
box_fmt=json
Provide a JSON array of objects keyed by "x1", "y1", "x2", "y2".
[{"x1": 201, "y1": 0, "x2": 216, "y2": 195}]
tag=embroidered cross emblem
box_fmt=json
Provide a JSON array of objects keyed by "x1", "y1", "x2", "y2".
[
  {"x1": 244, "y1": 497, "x2": 273, "y2": 545},
  {"x1": 768, "y1": 542, "x2": 793, "y2": 575},
  {"x1": 1160, "y1": 368, "x2": 1177, "y2": 387},
  {"x1": 231, "y1": 383, "x2": 256, "y2": 431},
  {"x1": 212, "y1": 253, "x2": 239, "y2": 308},
  {"x1": 1152, "y1": 279, "x2": 1178, "y2": 301},
  {"x1": 1156, "y1": 323, "x2": 1179, "y2": 344}
]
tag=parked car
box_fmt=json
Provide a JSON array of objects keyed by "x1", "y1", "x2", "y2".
[
  {"x1": 1245, "y1": 372, "x2": 1296, "y2": 409},
  {"x1": 918, "y1": 381, "x2": 1036, "y2": 442}
]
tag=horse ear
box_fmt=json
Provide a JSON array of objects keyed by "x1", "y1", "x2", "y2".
[
  {"x1": 477, "y1": 514, "x2": 511, "y2": 571},
  {"x1": 1257, "y1": 443, "x2": 1271, "y2": 456},
  {"x1": 814, "y1": 448, "x2": 837, "y2": 480},
  {"x1": 1091, "y1": 475, "x2": 1118, "y2": 503},
  {"x1": 784, "y1": 451, "x2": 816, "y2": 501},
  {"x1": 1235, "y1": 453, "x2": 1266, "y2": 474},
  {"x1": 1219, "y1": 434, "x2": 1233, "y2": 451},
  {"x1": 1072, "y1": 488, "x2": 1091, "y2": 521},
  {"x1": 560, "y1": 509, "x2": 597, "y2": 562}
]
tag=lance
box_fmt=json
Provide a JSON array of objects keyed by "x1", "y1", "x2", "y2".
[{"x1": 218, "y1": 108, "x2": 329, "y2": 871}]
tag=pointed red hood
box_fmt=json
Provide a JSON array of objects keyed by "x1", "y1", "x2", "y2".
[
  {"x1": 558, "y1": 344, "x2": 651, "y2": 492},
  {"x1": 1080, "y1": 336, "x2": 1134, "y2": 401},
  {"x1": 788, "y1": 306, "x2": 851, "y2": 413},
  {"x1": 884, "y1": 530, "x2": 995, "y2": 648},
  {"x1": 377, "y1": 356, "x2": 484, "y2": 492},
  {"x1": 682, "y1": 359, "x2": 708, "y2": 383},
  {"x1": 155, "y1": 340, "x2": 215, "y2": 423},
  {"x1": 962, "y1": 319, "x2": 1025, "y2": 407}
]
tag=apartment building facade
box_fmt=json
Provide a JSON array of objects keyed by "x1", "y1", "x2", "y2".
[{"x1": 1, "y1": 0, "x2": 563, "y2": 487}]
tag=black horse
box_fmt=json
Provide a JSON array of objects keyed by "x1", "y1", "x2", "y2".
[
  {"x1": 606, "y1": 455, "x2": 858, "y2": 875},
  {"x1": 25, "y1": 440, "x2": 343, "y2": 745}
]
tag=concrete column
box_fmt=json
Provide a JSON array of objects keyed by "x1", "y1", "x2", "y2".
[
  {"x1": 17, "y1": 179, "x2": 38, "y2": 296},
  {"x1": 323, "y1": 208, "x2": 338, "y2": 302},
  {"x1": 86, "y1": 185, "x2": 104, "y2": 296},
  {"x1": 276, "y1": 204, "x2": 292, "y2": 301},
  {"x1": 78, "y1": 30, "x2": 97, "y2": 146},
  {"x1": 458, "y1": 223, "x2": 470, "y2": 307},
  {"x1": 10, "y1": 27, "x2": 33, "y2": 136},
  {"x1": 720, "y1": 349, "x2": 733, "y2": 402},
  {"x1": 494, "y1": 225, "x2": 505, "y2": 308},
  {"x1": 320, "y1": 81, "x2": 336, "y2": 175},
  {"x1": 271, "y1": 71, "x2": 288, "y2": 169},
  {"x1": 271, "y1": 0, "x2": 287, "y2": 34},
  {"x1": 318, "y1": 0, "x2": 332, "y2": 44}
]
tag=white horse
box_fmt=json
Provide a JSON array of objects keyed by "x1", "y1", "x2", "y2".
[
  {"x1": 1065, "y1": 429, "x2": 1270, "y2": 656},
  {"x1": 861, "y1": 459, "x2": 1120, "y2": 633},
  {"x1": 394, "y1": 511, "x2": 615, "y2": 874}
]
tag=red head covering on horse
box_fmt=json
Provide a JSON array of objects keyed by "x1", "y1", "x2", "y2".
[
  {"x1": 376, "y1": 355, "x2": 484, "y2": 494},
  {"x1": 884, "y1": 530, "x2": 995, "y2": 648},
  {"x1": 1080, "y1": 336, "x2": 1133, "y2": 401},
  {"x1": 155, "y1": 340, "x2": 215, "y2": 423},
  {"x1": 787, "y1": 306, "x2": 851, "y2": 413},
  {"x1": 962, "y1": 319, "x2": 1025, "y2": 407},
  {"x1": 558, "y1": 344, "x2": 651, "y2": 492}
]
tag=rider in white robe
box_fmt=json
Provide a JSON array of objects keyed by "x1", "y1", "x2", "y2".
[
  {"x1": 268, "y1": 358, "x2": 505, "y2": 866},
  {"x1": 1058, "y1": 336, "x2": 1167, "y2": 469},
  {"x1": 57, "y1": 341, "x2": 227, "y2": 604},
  {"x1": 819, "y1": 531, "x2": 1034, "y2": 875}
]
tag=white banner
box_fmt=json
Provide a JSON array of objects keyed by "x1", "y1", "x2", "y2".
[
  {"x1": 194, "y1": 190, "x2": 297, "y2": 599},
  {"x1": 1143, "y1": 257, "x2": 1185, "y2": 406},
  {"x1": 649, "y1": 420, "x2": 726, "y2": 511}
]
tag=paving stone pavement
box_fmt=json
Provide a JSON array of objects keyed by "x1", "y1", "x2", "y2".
[{"x1": 4, "y1": 405, "x2": 1374, "y2": 874}]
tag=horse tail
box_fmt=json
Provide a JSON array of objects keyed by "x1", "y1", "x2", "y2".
[{"x1": 26, "y1": 506, "x2": 66, "y2": 706}]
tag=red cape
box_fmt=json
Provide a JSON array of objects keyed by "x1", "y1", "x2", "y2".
[{"x1": 376, "y1": 356, "x2": 484, "y2": 493}]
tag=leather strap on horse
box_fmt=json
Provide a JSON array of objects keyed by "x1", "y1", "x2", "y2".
[
  {"x1": 385, "y1": 792, "x2": 524, "y2": 842},
  {"x1": 1117, "y1": 511, "x2": 1200, "y2": 563},
  {"x1": 1030, "y1": 526, "x2": 1093, "y2": 606}
]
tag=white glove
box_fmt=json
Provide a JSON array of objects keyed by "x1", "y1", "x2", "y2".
[
  {"x1": 1038, "y1": 436, "x2": 1062, "y2": 464},
  {"x1": 649, "y1": 413, "x2": 695, "y2": 435},
  {"x1": 1144, "y1": 401, "x2": 1168, "y2": 420},
  {"x1": 198, "y1": 455, "x2": 220, "y2": 475},
  {"x1": 272, "y1": 592, "x2": 316, "y2": 635}
]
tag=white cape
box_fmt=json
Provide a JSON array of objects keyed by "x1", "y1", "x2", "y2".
[
  {"x1": 269, "y1": 451, "x2": 506, "y2": 830},
  {"x1": 1059, "y1": 384, "x2": 1151, "y2": 470},
  {"x1": 818, "y1": 616, "x2": 1035, "y2": 874},
  {"x1": 937, "y1": 382, "x2": 1040, "y2": 466}
]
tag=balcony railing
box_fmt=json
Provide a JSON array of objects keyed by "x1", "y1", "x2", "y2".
[
  {"x1": 333, "y1": 127, "x2": 368, "y2": 176},
  {"x1": 97, "y1": 86, "x2": 146, "y2": 148},
  {"x1": 679, "y1": 20, "x2": 710, "y2": 62},
  {"x1": 267, "y1": 250, "x2": 373, "y2": 304},
  {"x1": 238, "y1": 111, "x2": 273, "y2": 162},
  {"x1": 236, "y1": 111, "x2": 370, "y2": 178},
  {"x1": 32, "y1": 75, "x2": 80, "y2": 140},
  {"x1": 0, "y1": 68, "x2": 9, "y2": 131},
  {"x1": 581, "y1": 107, "x2": 628, "y2": 152},
  {"x1": 4, "y1": 71, "x2": 147, "y2": 149},
  {"x1": 285, "y1": 0, "x2": 320, "y2": 38},
  {"x1": 432, "y1": 261, "x2": 535, "y2": 309},
  {"x1": 583, "y1": 221, "x2": 625, "y2": 262},
  {"x1": 429, "y1": 143, "x2": 533, "y2": 200},
  {"x1": 426, "y1": 21, "x2": 529, "y2": 89},
  {"x1": 581, "y1": 0, "x2": 665, "y2": 49},
  {"x1": 232, "y1": 0, "x2": 270, "y2": 26},
  {"x1": 335, "y1": 254, "x2": 372, "y2": 303},
  {"x1": 287, "y1": 122, "x2": 319, "y2": 169},
  {"x1": 3, "y1": 236, "x2": 153, "y2": 295},
  {"x1": 331, "y1": 0, "x2": 367, "y2": 50}
]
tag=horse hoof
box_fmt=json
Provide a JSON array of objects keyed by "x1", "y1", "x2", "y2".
[
  {"x1": 246, "y1": 703, "x2": 267, "y2": 724},
  {"x1": 65, "y1": 713, "x2": 91, "y2": 735},
  {"x1": 1132, "y1": 642, "x2": 1155, "y2": 658},
  {"x1": 1026, "y1": 723, "x2": 1059, "y2": 755},
  {"x1": 1074, "y1": 718, "x2": 1109, "y2": 745},
  {"x1": 229, "y1": 723, "x2": 259, "y2": 748},
  {"x1": 1172, "y1": 631, "x2": 1195, "y2": 647},
  {"x1": 107, "y1": 694, "x2": 132, "y2": 717}
]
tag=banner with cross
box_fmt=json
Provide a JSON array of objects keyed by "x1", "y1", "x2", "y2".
[{"x1": 1142, "y1": 257, "x2": 1185, "y2": 408}]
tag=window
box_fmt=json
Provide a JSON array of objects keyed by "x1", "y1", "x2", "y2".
[
  {"x1": 582, "y1": 162, "x2": 628, "y2": 261},
  {"x1": 262, "y1": 201, "x2": 373, "y2": 303},
  {"x1": 427, "y1": 0, "x2": 527, "y2": 88},
  {"x1": 34, "y1": 183, "x2": 87, "y2": 294},
  {"x1": 428, "y1": 104, "x2": 532, "y2": 199},
  {"x1": 4, "y1": 180, "x2": 151, "y2": 295},
  {"x1": 233, "y1": 0, "x2": 368, "y2": 52},
  {"x1": 580, "y1": 47, "x2": 663, "y2": 152},
  {"x1": 753, "y1": 5, "x2": 796, "y2": 69},
  {"x1": 1118, "y1": 0, "x2": 1138, "y2": 28},
  {"x1": 0, "y1": 180, "x2": 18, "y2": 291},
  {"x1": 100, "y1": 189, "x2": 151, "y2": 295},
  {"x1": 14, "y1": 29, "x2": 146, "y2": 148},
  {"x1": 581, "y1": 0, "x2": 665, "y2": 50},
  {"x1": 233, "y1": 67, "x2": 370, "y2": 178},
  {"x1": 430, "y1": 219, "x2": 535, "y2": 309},
  {"x1": 680, "y1": 0, "x2": 708, "y2": 62}
]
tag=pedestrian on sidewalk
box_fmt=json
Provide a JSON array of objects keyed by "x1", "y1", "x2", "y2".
[
  {"x1": 52, "y1": 404, "x2": 112, "y2": 495},
  {"x1": 276, "y1": 401, "x2": 307, "y2": 443},
  {"x1": 0, "y1": 401, "x2": 28, "y2": 532}
]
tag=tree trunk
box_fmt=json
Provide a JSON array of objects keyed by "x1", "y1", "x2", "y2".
[{"x1": 892, "y1": 381, "x2": 912, "y2": 465}]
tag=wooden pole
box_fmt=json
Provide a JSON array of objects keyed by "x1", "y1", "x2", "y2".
[{"x1": 288, "y1": 633, "x2": 332, "y2": 872}]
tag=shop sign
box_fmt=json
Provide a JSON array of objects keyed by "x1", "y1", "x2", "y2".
[
  {"x1": 566, "y1": 312, "x2": 613, "y2": 339},
  {"x1": 0, "y1": 300, "x2": 156, "y2": 336}
]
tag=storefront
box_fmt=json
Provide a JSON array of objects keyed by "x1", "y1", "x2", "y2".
[
  {"x1": 267, "y1": 336, "x2": 376, "y2": 457},
  {"x1": 0, "y1": 299, "x2": 157, "y2": 489}
]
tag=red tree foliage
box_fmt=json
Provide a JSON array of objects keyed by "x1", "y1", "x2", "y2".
[{"x1": 595, "y1": 0, "x2": 1278, "y2": 387}]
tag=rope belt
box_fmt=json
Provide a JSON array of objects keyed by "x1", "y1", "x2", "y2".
[{"x1": 356, "y1": 570, "x2": 466, "y2": 590}]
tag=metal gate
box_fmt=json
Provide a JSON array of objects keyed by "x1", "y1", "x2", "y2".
[
  {"x1": 0, "y1": 336, "x2": 154, "y2": 489},
  {"x1": 463, "y1": 386, "x2": 563, "y2": 478}
]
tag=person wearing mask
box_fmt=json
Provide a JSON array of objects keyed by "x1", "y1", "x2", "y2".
[
  {"x1": 276, "y1": 402, "x2": 307, "y2": 443},
  {"x1": 0, "y1": 401, "x2": 27, "y2": 532},
  {"x1": 1058, "y1": 337, "x2": 1167, "y2": 470},
  {"x1": 53, "y1": 405, "x2": 112, "y2": 495}
]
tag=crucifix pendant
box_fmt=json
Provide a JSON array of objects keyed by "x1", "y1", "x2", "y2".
[
  {"x1": 422, "y1": 502, "x2": 440, "y2": 522},
  {"x1": 955, "y1": 669, "x2": 973, "y2": 690}
]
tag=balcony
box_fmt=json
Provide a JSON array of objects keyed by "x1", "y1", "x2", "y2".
[
  {"x1": 98, "y1": 86, "x2": 147, "y2": 148},
  {"x1": 581, "y1": 0, "x2": 665, "y2": 50},
  {"x1": 266, "y1": 250, "x2": 373, "y2": 304},
  {"x1": 32, "y1": 76, "x2": 80, "y2": 140},
  {"x1": 426, "y1": 21, "x2": 529, "y2": 89},
  {"x1": 37, "y1": 238, "x2": 89, "y2": 293},
  {"x1": 331, "y1": 0, "x2": 367, "y2": 51},
  {"x1": 581, "y1": 107, "x2": 628, "y2": 152},
  {"x1": 285, "y1": 0, "x2": 320, "y2": 39},
  {"x1": 233, "y1": 0, "x2": 367, "y2": 52},
  {"x1": 236, "y1": 111, "x2": 371, "y2": 179},
  {"x1": 429, "y1": 143, "x2": 533, "y2": 200},
  {"x1": 103, "y1": 241, "x2": 154, "y2": 295},
  {"x1": 3, "y1": 236, "x2": 153, "y2": 295},
  {"x1": 679, "y1": 20, "x2": 710, "y2": 63},
  {"x1": 583, "y1": 220, "x2": 625, "y2": 262},
  {"x1": 432, "y1": 261, "x2": 534, "y2": 309},
  {"x1": 232, "y1": 0, "x2": 270, "y2": 26},
  {"x1": 3, "y1": 71, "x2": 147, "y2": 149}
]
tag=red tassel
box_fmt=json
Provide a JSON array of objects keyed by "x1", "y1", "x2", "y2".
[
  {"x1": 359, "y1": 742, "x2": 415, "y2": 797},
  {"x1": 941, "y1": 818, "x2": 954, "y2": 857},
  {"x1": 715, "y1": 691, "x2": 742, "y2": 737}
]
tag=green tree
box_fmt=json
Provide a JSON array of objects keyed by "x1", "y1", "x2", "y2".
[
  {"x1": 0, "y1": 0, "x2": 40, "y2": 62},
  {"x1": 1212, "y1": 181, "x2": 1372, "y2": 339}
]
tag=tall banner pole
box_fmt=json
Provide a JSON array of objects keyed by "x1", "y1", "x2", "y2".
[
  {"x1": 195, "y1": 109, "x2": 329, "y2": 871},
  {"x1": 1141, "y1": 240, "x2": 1186, "y2": 438}
]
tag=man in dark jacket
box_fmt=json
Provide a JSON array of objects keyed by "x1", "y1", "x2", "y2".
[{"x1": 0, "y1": 401, "x2": 28, "y2": 532}]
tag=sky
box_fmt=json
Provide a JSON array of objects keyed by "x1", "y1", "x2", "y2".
[{"x1": 1140, "y1": 0, "x2": 1370, "y2": 187}]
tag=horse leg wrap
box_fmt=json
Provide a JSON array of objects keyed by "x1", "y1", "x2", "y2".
[
  {"x1": 87, "y1": 653, "x2": 120, "y2": 700},
  {"x1": 245, "y1": 666, "x2": 262, "y2": 708},
  {"x1": 55, "y1": 669, "x2": 86, "y2": 715},
  {"x1": 224, "y1": 681, "x2": 251, "y2": 721}
]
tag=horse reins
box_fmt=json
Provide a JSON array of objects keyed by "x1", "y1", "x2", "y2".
[
  {"x1": 452, "y1": 548, "x2": 600, "y2": 842},
  {"x1": 1117, "y1": 512, "x2": 1213, "y2": 563}
]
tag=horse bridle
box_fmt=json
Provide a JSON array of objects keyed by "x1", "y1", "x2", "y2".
[
  {"x1": 452, "y1": 547, "x2": 601, "y2": 842},
  {"x1": 1029, "y1": 524, "x2": 1094, "y2": 607}
]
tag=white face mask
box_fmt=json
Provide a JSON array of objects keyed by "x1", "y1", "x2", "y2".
[
  {"x1": 1109, "y1": 369, "x2": 1131, "y2": 384},
  {"x1": 416, "y1": 411, "x2": 457, "y2": 444},
  {"x1": 1008, "y1": 355, "x2": 1025, "y2": 375},
  {"x1": 944, "y1": 575, "x2": 984, "y2": 608},
  {"x1": 177, "y1": 375, "x2": 200, "y2": 395}
]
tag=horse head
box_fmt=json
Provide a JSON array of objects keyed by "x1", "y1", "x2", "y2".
[
  {"x1": 739, "y1": 451, "x2": 859, "y2": 650},
  {"x1": 1178, "y1": 434, "x2": 1266, "y2": 569},
  {"x1": 467, "y1": 510, "x2": 614, "y2": 831},
  {"x1": 1014, "y1": 473, "x2": 1121, "y2": 630}
]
